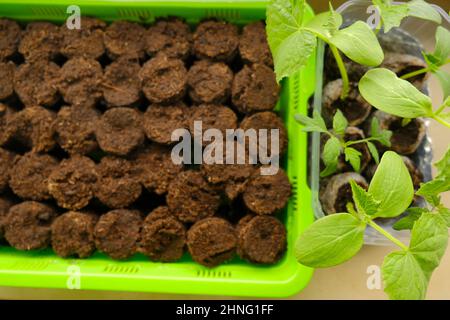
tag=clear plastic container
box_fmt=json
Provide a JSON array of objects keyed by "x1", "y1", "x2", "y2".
[{"x1": 310, "y1": 0, "x2": 449, "y2": 246}]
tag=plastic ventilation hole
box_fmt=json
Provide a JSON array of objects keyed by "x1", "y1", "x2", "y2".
[
  {"x1": 290, "y1": 175, "x2": 298, "y2": 213},
  {"x1": 10, "y1": 260, "x2": 50, "y2": 271},
  {"x1": 117, "y1": 8, "x2": 153, "y2": 22},
  {"x1": 103, "y1": 264, "x2": 141, "y2": 274},
  {"x1": 31, "y1": 7, "x2": 66, "y2": 18},
  {"x1": 196, "y1": 269, "x2": 232, "y2": 278},
  {"x1": 204, "y1": 8, "x2": 240, "y2": 20}
]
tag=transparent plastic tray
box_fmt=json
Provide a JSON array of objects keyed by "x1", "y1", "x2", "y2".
[{"x1": 310, "y1": 0, "x2": 449, "y2": 246}]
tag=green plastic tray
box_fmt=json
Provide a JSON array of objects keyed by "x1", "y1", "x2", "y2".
[{"x1": 0, "y1": 0, "x2": 316, "y2": 298}]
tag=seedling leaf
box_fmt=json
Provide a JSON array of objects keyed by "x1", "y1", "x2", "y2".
[
  {"x1": 321, "y1": 136, "x2": 341, "y2": 177},
  {"x1": 344, "y1": 147, "x2": 361, "y2": 172},
  {"x1": 369, "y1": 151, "x2": 414, "y2": 218},
  {"x1": 434, "y1": 70, "x2": 450, "y2": 103},
  {"x1": 373, "y1": 0, "x2": 409, "y2": 32},
  {"x1": 350, "y1": 180, "x2": 380, "y2": 216},
  {"x1": 382, "y1": 251, "x2": 428, "y2": 300},
  {"x1": 433, "y1": 26, "x2": 450, "y2": 65},
  {"x1": 366, "y1": 142, "x2": 380, "y2": 164},
  {"x1": 295, "y1": 110, "x2": 328, "y2": 133},
  {"x1": 393, "y1": 207, "x2": 429, "y2": 231},
  {"x1": 330, "y1": 21, "x2": 384, "y2": 67},
  {"x1": 295, "y1": 213, "x2": 366, "y2": 268},
  {"x1": 408, "y1": 0, "x2": 442, "y2": 25},
  {"x1": 410, "y1": 212, "x2": 448, "y2": 279},
  {"x1": 332, "y1": 109, "x2": 348, "y2": 136},
  {"x1": 359, "y1": 68, "x2": 434, "y2": 118}
]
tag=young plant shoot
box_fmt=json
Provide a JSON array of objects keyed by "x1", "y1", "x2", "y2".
[
  {"x1": 295, "y1": 152, "x2": 449, "y2": 300},
  {"x1": 359, "y1": 67, "x2": 450, "y2": 128},
  {"x1": 266, "y1": 0, "x2": 384, "y2": 99},
  {"x1": 296, "y1": 110, "x2": 392, "y2": 177},
  {"x1": 371, "y1": 0, "x2": 441, "y2": 33}
]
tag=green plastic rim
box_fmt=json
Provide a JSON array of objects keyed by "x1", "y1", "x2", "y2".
[{"x1": 0, "y1": 0, "x2": 316, "y2": 298}]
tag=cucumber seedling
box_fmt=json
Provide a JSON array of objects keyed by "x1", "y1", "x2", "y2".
[
  {"x1": 266, "y1": 0, "x2": 384, "y2": 99},
  {"x1": 296, "y1": 110, "x2": 392, "y2": 177}
]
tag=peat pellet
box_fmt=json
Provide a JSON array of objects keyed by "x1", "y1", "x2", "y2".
[
  {"x1": 193, "y1": 20, "x2": 239, "y2": 62},
  {"x1": 202, "y1": 141, "x2": 256, "y2": 201},
  {"x1": 133, "y1": 144, "x2": 183, "y2": 195},
  {"x1": 51, "y1": 211, "x2": 98, "y2": 258},
  {"x1": 102, "y1": 58, "x2": 141, "y2": 108},
  {"x1": 232, "y1": 64, "x2": 279, "y2": 114},
  {"x1": 14, "y1": 61, "x2": 60, "y2": 107},
  {"x1": 240, "y1": 111, "x2": 288, "y2": 157},
  {"x1": 167, "y1": 170, "x2": 221, "y2": 224},
  {"x1": 139, "y1": 55, "x2": 187, "y2": 105},
  {"x1": 143, "y1": 102, "x2": 189, "y2": 145},
  {"x1": 0, "y1": 103, "x2": 15, "y2": 146},
  {"x1": 322, "y1": 79, "x2": 372, "y2": 127},
  {"x1": 9, "y1": 152, "x2": 58, "y2": 201},
  {"x1": 187, "y1": 60, "x2": 233, "y2": 104},
  {"x1": 59, "y1": 57, "x2": 103, "y2": 108},
  {"x1": 4, "y1": 106, "x2": 56, "y2": 152},
  {"x1": 381, "y1": 52, "x2": 429, "y2": 89},
  {"x1": 0, "y1": 19, "x2": 21, "y2": 60},
  {"x1": 188, "y1": 104, "x2": 238, "y2": 146},
  {"x1": 94, "y1": 209, "x2": 143, "y2": 260},
  {"x1": 139, "y1": 206, "x2": 186, "y2": 262},
  {"x1": 95, "y1": 156, "x2": 142, "y2": 209},
  {"x1": 144, "y1": 18, "x2": 192, "y2": 60},
  {"x1": 0, "y1": 148, "x2": 15, "y2": 193},
  {"x1": 96, "y1": 107, "x2": 144, "y2": 156},
  {"x1": 60, "y1": 17, "x2": 106, "y2": 60},
  {"x1": 103, "y1": 20, "x2": 145, "y2": 60},
  {"x1": 239, "y1": 21, "x2": 273, "y2": 67},
  {"x1": 4, "y1": 201, "x2": 57, "y2": 251},
  {"x1": 54, "y1": 106, "x2": 100, "y2": 155},
  {"x1": 0, "y1": 197, "x2": 13, "y2": 240},
  {"x1": 370, "y1": 111, "x2": 426, "y2": 155},
  {"x1": 48, "y1": 156, "x2": 98, "y2": 210},
  {"x1": 243, "y1": 168, "x2": 291, "y2": 215},
  {"x1": 18, "y1": 22, "x2": 61, "y2": 62},
  {"x1": 320, "y1": 172, "x2": 368, "y2": 215},
  {"x1": 237, "y1": 215, "x2": 286, "y2": 264},
  {"x1": 187, "y1": 217, "x2": 237, "y2": 268},
  {"x1": 0, "y1": 61, "x2": 15, "y2": 100}
]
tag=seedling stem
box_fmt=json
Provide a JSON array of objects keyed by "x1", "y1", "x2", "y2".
[{"x1": 367, "y1": 219, "x2": 409, "y2": 251}]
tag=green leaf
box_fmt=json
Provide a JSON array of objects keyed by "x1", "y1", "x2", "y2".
[
  {"x1": 304, "y1": 10, "x2": 342, "y2": 39},
  {"x1": 266, "y1": 0, "x2": 305, "y2": 54},
  {"x1": 435, "y1": 147, "x2": 450, "y2": 177},
  {"x1": 344, "y1": 147, "x2": 361, "y2": 172},
  {"x1": 367, "y1": 141, "x2": 380, "y2": 164},
  {"x1": 295, "y1": 110, "x2": 328, "y2": 133},
  {"x1": 332, "y1": 109, "x2": 348, "y2": 136},
  {"x1": 409, "y1": 212, "x2": 448, "y2": 279},
  {"x1": 401, "y1": 118, "x2": 412, "y2": 127},
  {"x1": 416, "y1": 178, "x2": 450, "y2": 198},
  {"x1": 382, "y1": 251, "x2": 428, "y2": 300},
  {"x1": 393, "y1": 207, "x2": 429, "y2": 231},
  {"x1": 438, "y1": 207, "x2": 450, "y2": 227},
  {"x1": 359, "y1": 68, "x2": 434, "y2": 118},
  {"x1": 350, "y1": 180, "x2": 380, "y2": 215},
  {"x1": 295, "y1": 213, "x2": 366, "y2": 268},
  {"x1": 408, "y1": 0, "x2": 442, "y2": 25},
  {"x1": 369, "y1": 151, "x2": 414, "y2": 218},
  {"x1": 373, "y1": 0, "x2": 409, "y2": 32},
  {"x1": 370, "y1": 117, "x2": 392, "y2": 147},
  {"x1": 432, "y1": 26, "x2": 450, "y2": 65},
  {"x1": 330, "y1": 21, "x2": 384, "y2": 67},
  {"x1": 434, "y1": 70, "x2": 450, "y2": 107},
  {"x1": 321, "y1": 136, "x2": 341, "y2": 178},
  {"x1": 273, "y1": 30, "x2": 316, "y2": 82}
]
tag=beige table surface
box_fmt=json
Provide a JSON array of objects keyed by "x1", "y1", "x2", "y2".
[{"x1": 1, "y1": 0, "x2": 449, "y2": 300}]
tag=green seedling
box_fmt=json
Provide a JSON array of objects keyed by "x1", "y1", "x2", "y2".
[
  {"x1": 266, "y1": 0, "x2": 384, "y2": 99},
  {"x1": 295, "y1": 151, "x2": 449, "y2": 300},
  {"x1": 359, "y1": 67, "x2": 450, "y2": 128},
  {"x1": 296, "y1": 110, "x2": 392, "y2": 177},
  {"x1": 371, "y1": 0, "x2": 441, "y2": 33}
]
